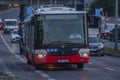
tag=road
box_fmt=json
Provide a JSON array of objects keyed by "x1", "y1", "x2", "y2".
[
  {"x1": 0, "y1": 31, "x2": 120, "y2": 80},
  {"x1": 0, "y1": 7, "x2": 120, "y2": 80}
]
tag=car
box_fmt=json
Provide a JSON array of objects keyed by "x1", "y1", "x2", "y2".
[
  {"x1": 11, "y1": 29, "x2": 21, "y2": 43},
  {"x1": 89, "y1": 36, "x2": 104, "y2": 56},
  {"x1": 0, "y1": 18, "x2": 4, "y2": 30},
  {"x1": 4, "y1": 19, "x2": 18, "y2": 34},
  {"x1": 0, "y1": 22, "x2": 4, "y2": 30}
]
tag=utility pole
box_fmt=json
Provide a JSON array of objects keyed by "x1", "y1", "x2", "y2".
[
  {"x1": 37, "y1": 0, "x2": 40, "y2": 7},
  {"x1": 114, "y1": 0, "x2": 118, "y2": 50},
  {"x1": 30, "y1": 0, "x2": 32, "y2": 6},
  {"x1": 55, "y1": 0, "x2": 57, "y2": 5},
  {"x1": 74, "y1": 0, "x2": 77, "y2": 10},
  {"x1": 51, "y1": 0, "x2": 53, "y2": 5}
]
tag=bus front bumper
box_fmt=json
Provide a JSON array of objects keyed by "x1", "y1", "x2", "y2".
[{"x1": 34, "y1": 53, "x2": 89, "y2": 64}]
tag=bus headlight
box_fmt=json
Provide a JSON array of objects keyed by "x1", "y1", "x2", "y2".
[
  {"x1": 78, "y1": 48, "x2": 90, "y2": 58},
  {"x1": 37, "y1": 54, "x2": 46, "y2": 58},
  {"x1": 35, "y1": 49, "x2": 47, "y2": 58}
]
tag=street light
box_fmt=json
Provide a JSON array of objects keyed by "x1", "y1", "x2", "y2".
[
  {"x1": 37, "y1": 0, "x2": 40, "y2": 7},
  {"x1": 114, "y1": 0, "x2": 118, "y2": 50}
]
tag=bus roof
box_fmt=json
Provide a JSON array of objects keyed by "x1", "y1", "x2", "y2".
[
  {"x1": 34, "y1": 6, "x2": 86, "y2": 15},
  {"x1": 4, "y1": 19, "x2": 17, "y2": 21}
]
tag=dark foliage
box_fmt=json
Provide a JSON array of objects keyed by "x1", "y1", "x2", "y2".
[{"x1": 89, "y1": 0, "x2": 119, "y2": 17}]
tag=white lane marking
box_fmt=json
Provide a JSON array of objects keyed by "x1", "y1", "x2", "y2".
[
  {"x1": 0, "y1": 58, "x2": 15, "y2": 77},
  {"x1": 14, "y1": 54, "x2": 26, "y2": 63},
  {"x1": 11, "y1": 60, "x2": 25, "y2": 73},
  {"x1": 9, "y1": 74, "x2": 16, "y2": 77},
  {"x1": 35, "y1": 70, "x2": 43, "y2": 73},
  {"x1": 88, "y1": 62, "x2": 93, "y2": 64},
  {"x1": 0, "y1": 32, "x2": 26, "y2": 63},
  {"x1": 4, "y1": 70, "x2": 10, "y2": 72},
  {"x1": 48, "y1": 78, "x2": 55, "y2": 80},
  {"x1": 105, "y1": 67, "x2": 115, "y2": 71},
  {"x1": 0, "y1": 32, "x2": 56, "y2": 80},
  {"x1": 40, "y1": 73, "x2": 50, "y2": 78},
  {"x1": 0, "y1": 32, "x2": 14, "y2": 53},
  {"x1": 84, "y1": 68, "x2": 99, "y2": 71}
]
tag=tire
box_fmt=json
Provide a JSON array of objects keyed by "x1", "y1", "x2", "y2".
[
  {"x1": 32, "y1": 61, "x2": 40, "y2": 69},
  {"x1": 19, "y1": 46, "x2": 23, "y2": 54},
  {"x1": 101, "y1": 53, "x2": 104, "y2": 56},
  {"x1": 27, "y1": 59, "x2": 32, "y2": 65},
  {"x1": 32, "y1": 56, "x2": 40, "y2": 69},
  {"x1": 77, "y1": 63, "x2": 84, "y2": 69},
  {"x1": 25, "y1": 52, "x2": 32, "y2": 65}
]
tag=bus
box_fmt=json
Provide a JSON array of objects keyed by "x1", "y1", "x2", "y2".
[{"x1": 19, "y1": 6, "x2": 90, "y2": 69}]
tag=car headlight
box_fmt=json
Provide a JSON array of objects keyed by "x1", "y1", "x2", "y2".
[
  {"x1": 98, "y1": 43, "x2": 104, "y2": 49},
  {"x1": 78, "y1": 48, "x2": 90, "y2": 58}
]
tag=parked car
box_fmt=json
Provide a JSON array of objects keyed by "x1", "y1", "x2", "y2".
[
  {"x1": 0, "y1": 22, "x2": 4, "y2": 30},
  {"x1": 11, "y1": 29, "x2": 21, "y2": 43},
  {"x1": 89, "y1": 36, "x2": 104, "y2": 56}
]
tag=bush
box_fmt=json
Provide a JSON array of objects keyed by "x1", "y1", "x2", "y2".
[{"x1": 104, "y1": 47, "x2": 120, "y2": 55}]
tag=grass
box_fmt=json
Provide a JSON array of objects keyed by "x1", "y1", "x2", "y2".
[
  {"x1": 0, "y1": 71, "x2": 18, "y2": 80},
  {"x1": 104, "y1": 47, "x2": 120, "y2": 55}
]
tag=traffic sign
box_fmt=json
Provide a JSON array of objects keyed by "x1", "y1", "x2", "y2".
[
  {"x1": 95, "y1": 9, "x2": 100, "y2": 16},
  {"x1": 27, "y1": 7, "x2": 34, "y2": 15}
]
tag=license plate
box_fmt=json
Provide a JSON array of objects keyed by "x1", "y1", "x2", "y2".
[
  {"x1": 57, "y1": 59, "x2": 69, "y2": 63},
  {"x1": 90, "y1": 48, "x2": 97, "y2": 51}
]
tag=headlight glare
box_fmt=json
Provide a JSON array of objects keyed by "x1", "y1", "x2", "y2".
[
  {"x1": 38, "y1": 54, "x2": 44, "y2": 58},
  {"x1": 78, "y1": 48, "x2": 90, "y2": 58},
  {"x1": 98, "y1": 43, "x2": 104, "y2": 49}
]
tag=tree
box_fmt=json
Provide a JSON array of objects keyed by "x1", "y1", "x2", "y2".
[{"x1": 89, "y1": 0, "x2": 119, "y2": 17}]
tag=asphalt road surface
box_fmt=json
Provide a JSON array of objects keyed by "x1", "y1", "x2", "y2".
[{"x1": 0, "y1": 31, "x2": 120, "y2": 80}]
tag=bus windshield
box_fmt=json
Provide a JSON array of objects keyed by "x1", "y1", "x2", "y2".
[{"x1": 37, "y1": 14, "x2": 85, "y2": 45}]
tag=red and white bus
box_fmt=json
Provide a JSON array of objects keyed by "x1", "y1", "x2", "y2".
[{"x1": 20, "y1": 6, "x2": 90, "y2": 69}]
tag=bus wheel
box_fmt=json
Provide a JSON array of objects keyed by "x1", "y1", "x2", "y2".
[
  {"x1": 32, "y1": 61, "x2": 40, "y2": 69},
  {"x1": 77, "y1": 63, "x2": 84, "y2": 69},
  {"x1": 19, "y1": 46, "x2": 23, "y2": 54},
  {"x1": 25, "y1": 52, "x2": 32, "y2": 65},
  {"x1": 27, "y1": 58, "x2": 32, "y2": 65}
]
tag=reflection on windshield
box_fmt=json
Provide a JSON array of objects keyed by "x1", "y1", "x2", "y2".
[
  {"x1": 89, "y1": 37, "x2": 101, "y2": 43},
  {"x1": 39, "y1": 14, "x2": 85, "y2": 45}
]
